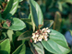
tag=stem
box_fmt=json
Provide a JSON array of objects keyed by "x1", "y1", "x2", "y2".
[{"x1": 71, "y1": 4, "x2": 72, "y2": 14}]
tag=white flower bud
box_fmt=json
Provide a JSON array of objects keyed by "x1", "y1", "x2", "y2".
[{"x1": 32, "y1": 33, "x2": 35, "y2": 36}]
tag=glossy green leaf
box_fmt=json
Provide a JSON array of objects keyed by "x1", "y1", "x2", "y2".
[
  {"x1": 29, "y1": 43, "x2": 38, "y2": 54},
  {"x1": 28, "y1": 13, "x2": 31, "y2": 19},
  {"x1": 12, "y1": 44, "x2": 26, "y2": 54},
  {"x1": 0, "y1": 39, "x2": 10, "y2": 54},
  {"x1": 41, "y1": 29, "x2": 70, "y2": 54},
  {"x1": 7, "y1": 30, "x2": 14, "y2": 41},
  {"x1": 3, "y1": 18, "x2": 26, "y2": 31},
  {"x1": 2, "y1": 0, "x2": 19, "y2": 19},
  {"x1": 29, "y1": 0, "x2": 43, "y2": 28},
  {"x1": 33, "y1": 42, "x2": 44, "y2": 54},
  {"x1": 60, "y1": 0, "x2": 72, "y2": 4},
  {"x1": 31, "y1": 17, "x2": 35, "y2": 32},
  {"x1": 58, "y1": 2, "x2": 63, "y2": 12},
  {"x1": 2, "y1": 0, "x2": 13, "y2": 17},
  {"x1": 19, "y1": 0, "x2": 23, "y2": 2},
  {"x1": 17, "y1": 31, "x2": 32, "y2": 41}
]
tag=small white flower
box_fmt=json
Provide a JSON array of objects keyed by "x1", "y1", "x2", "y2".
[
  {"x1": 44, "y1": 36, "x2": 47, "y2": 39},
  {"x1": 38, "y1": 37, "x2": 42, "y2": 41},
  {"x1": 40, "y1": 35, "x2": 43, "y2": 38},
  {"x1": 8, "y1": 0, "x2": 10, "y2": 2},
  {"x1": 45, "y1": 33, "x2": 48, "y2": 35},
  {"x1": 47, "y1": 30, "x2": 50, "y2": 33},
  {"x1": 34, "y1": 40, "x2": 37, "y2": 43},
  {"x1": 46, "y1": 27, "x2": 48, "y2": 30},
  {"x1": 35, "y1": 31, "x2": 38, "y2": 33},
  {"x1": 42, "y1": 28, "x2": 45, "y2": 31},
  {"x1": 32, "y1": 33, "x2": 35, "y2": 36},
  {"x1": 32, "y1": 36, "x2": 35, "y2": 39},
  {"x1": 36, "y1": 34, "x2": 39, "y2": 37},
  {"x1": 45, "y1": 38, "x2": 48, "y2": 41}
]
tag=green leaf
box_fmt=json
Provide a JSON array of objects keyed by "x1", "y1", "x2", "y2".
[
  {"x1": 33, "y1": 42, "x2": 44, "y2": 54},
  {"x1": 53, "y1": 12, "x2": 62, "y2": 31},
  {"x1": 19, "y1": 0, "x2": 23, "y2": 2},
  {"x1": 26, "y1": 47, "x2": 33, "y2": 54},
  {"x1": 28, "y1": 13, "x2": 31, "y2": 19},
  {"x1": 0, "y1": 14, "x2": 2, "y2": 23},
  {"x1": 0, "y1": 33, "x2": 6, "y2": 42},
  {"x1": 21, "y1": 18, "x2": 32, "y2": 30},
  {"x1": 0, "y1": 14, "x2": 5, "y2": 23},
  {"x1": 2, "y1": 0, "x2": 13, "y2": 17},
  {"x1": 29, "y1": 43, "x2": 38, "y2": 54},
  {"x1": 17, "y1": 31, "x2": 32, "y2": 41},
  {"x1": 12, "y1": 44, "x2": 26, "y2": 54},
  {"x1": 21, "y1": 18, "x2": 31, "y2": 23},
  {"x1": 3, "y1": 18, "x2": 26, "y2": 31},
  {"x1": 58, "y1": 2, "x2": 63, "y2": 12},
  {"x1": 0, "y1": 39, "x2": 10, "y2": 54},
  {"x1": 7, "y1": 30, "x2": 14, "y2": 41},
  {"x1": 46, "y1": 0, "x2": 54, "y2": 8},
  {"x1": 42, "y1": 20, "x2": 54, "y2": 28},
  {"x1": 2, "y1": 0, "x2": 19, "y2": 19},
  {"x1": 29, "y1": 0, "x2": 43, "y2": 28},
  {"x1": 66, "y1": 0, "x2": 72, "y2": 3},
  {"x1": 60, "y1": 0, "x2": 72, "y2": 4},
  {"x1": 41, "y1": 29, "x2": 70, "y2": 54},
  {"x1": 31, "y1": 17, "x2": 35, "y2": 32}
]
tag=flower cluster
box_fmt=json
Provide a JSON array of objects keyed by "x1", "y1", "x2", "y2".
[
  {"x1": 6, "y1": 19, "x2": 11, "y2": 27},
  {"x1": 32, "y1": 27, "x2": 50, "y2": 43}
]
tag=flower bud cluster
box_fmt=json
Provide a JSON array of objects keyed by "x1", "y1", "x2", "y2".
[{"x1": 32, "y1": 27, "x2": 50, "y2": 43}]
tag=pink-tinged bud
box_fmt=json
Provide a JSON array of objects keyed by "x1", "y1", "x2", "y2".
[
  {"x1": 6, "y1": 19, "x2": 11, "y2": 27},
  {"x1": 30, "y1": 39, "x2": 33, "y2": 43}
]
